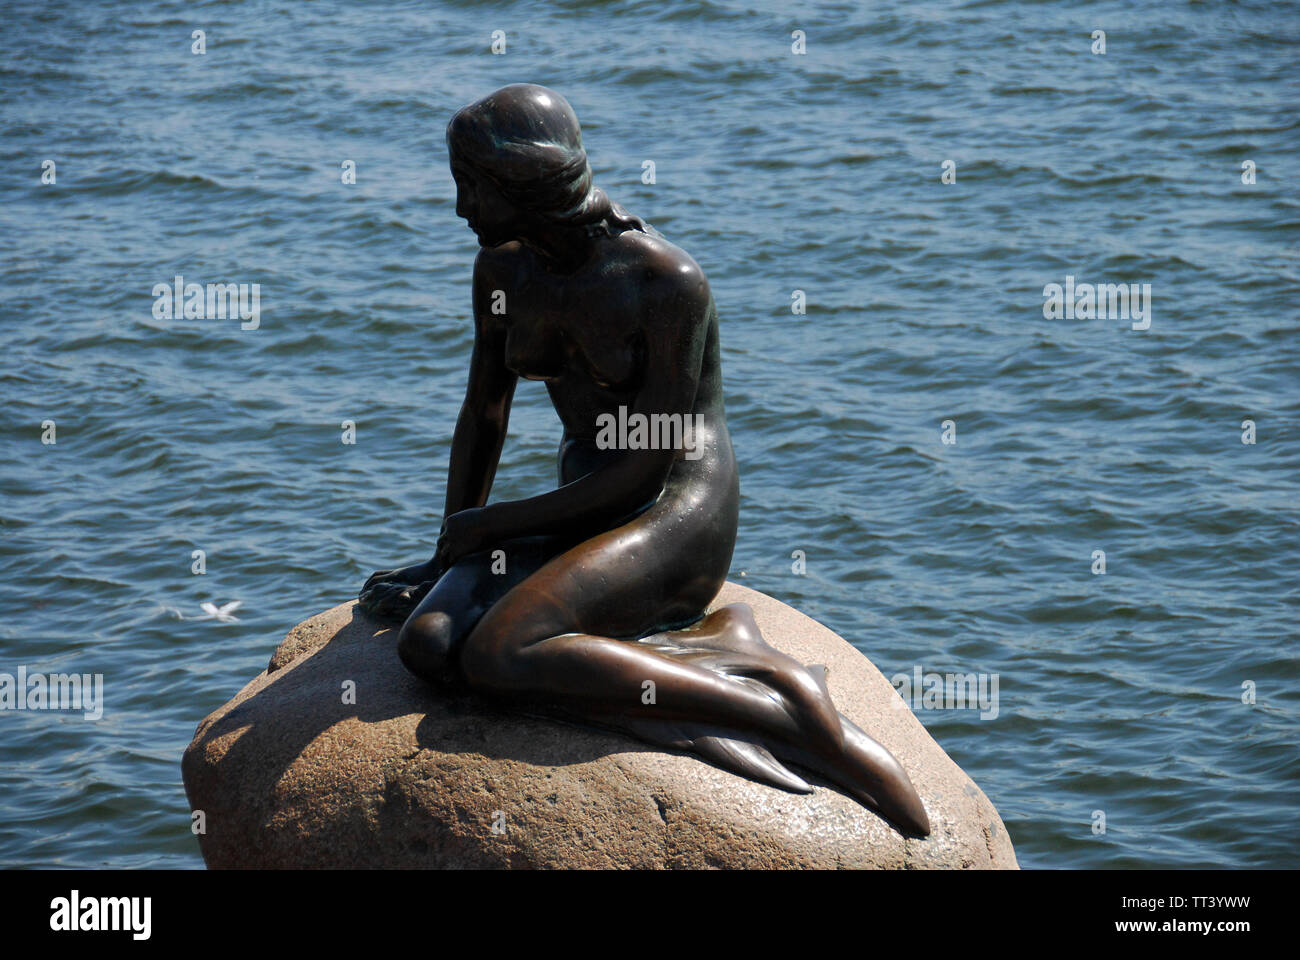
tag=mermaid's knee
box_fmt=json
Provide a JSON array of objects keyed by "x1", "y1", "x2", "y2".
[{"x1": 398, "y1": 609, "x2": 460, "y2": 685}]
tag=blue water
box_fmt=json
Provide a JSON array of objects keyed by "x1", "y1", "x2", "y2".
[{"x1": 1, "y1": 0, "x2": 1297, "y2": 869}]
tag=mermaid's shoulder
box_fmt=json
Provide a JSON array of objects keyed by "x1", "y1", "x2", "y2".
[
  {"x1": 472, "y1": 240, "x2": 524, "y2": 278},
  {"x1": 614, "y1": 229, "x2": 712, "y2": 312}
]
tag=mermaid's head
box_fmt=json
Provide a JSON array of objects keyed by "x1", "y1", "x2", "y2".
[{"x1": 447, "y1": 84, "x2": 645, "y2": 245}]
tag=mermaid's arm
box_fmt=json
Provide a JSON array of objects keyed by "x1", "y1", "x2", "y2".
[
  {"x1": 442, "y1": 274, "x2": 517, "y2": 518},
  {"x1": 477, "y1": 433, "x2": 676, "y2": 541},
  {"x1": 358, "y1": 263, "x2": 518, "y2": 599}
]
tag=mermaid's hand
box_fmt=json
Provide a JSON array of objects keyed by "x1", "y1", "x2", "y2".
[
  {"x1": 362, "y1": 559, "x2": 437, "y2": 595},
  {"x1": 433, "y1": 507, "x2": 489, "y2": 571},
  {"x1": 358, "y1": 579, "x2": 437, "y2": 622}
]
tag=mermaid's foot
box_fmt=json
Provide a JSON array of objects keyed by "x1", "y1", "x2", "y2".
[
  {"x1": 639, "y1": 603, "x2": 845, "y2": 755},
  {"x1": 622, "y1": 605, "x2": 928, "y2": 834},
  {"x1": 765, "y1": 713, "x2": 930, "y2": 836},
  {"x1": 602, "y1": 707, "x2": 928, "y2": 836},
  {"x1": 613, "y1": 714, "x2": 814, "y2": 794}
]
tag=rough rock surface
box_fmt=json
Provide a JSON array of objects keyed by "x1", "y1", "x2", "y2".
[{"x1": 182, "y1": 581, "x2": 1017, "y2": 868}]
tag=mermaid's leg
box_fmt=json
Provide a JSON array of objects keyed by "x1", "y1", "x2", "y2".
[
  {"x1": 630, "y1": 610, "x2": 928, "y2": 832},
  {"x1": 459, "y1": 571, "x2": 930, "y2": 835},
  {"x1": 391, "y1": 536, "x2": 577, "y2": 687}
]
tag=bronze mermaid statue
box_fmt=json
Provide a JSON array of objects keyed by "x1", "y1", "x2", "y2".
[{"x1": 359, "y1": 83, "x2": 930, "y2": 837}]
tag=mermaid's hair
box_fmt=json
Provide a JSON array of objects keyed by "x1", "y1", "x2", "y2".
[{"x1": 446, "y1": 84, "x2": 652, "y2": 237}]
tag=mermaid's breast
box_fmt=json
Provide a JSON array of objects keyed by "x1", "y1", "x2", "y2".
[{"x1": 504, "y1": 319, "x2": 566, "y2": 382}]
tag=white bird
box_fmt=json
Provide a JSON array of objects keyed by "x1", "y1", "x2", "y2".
[{"x1": 187, "y1": 601, "x2": 243, "y2": 622}]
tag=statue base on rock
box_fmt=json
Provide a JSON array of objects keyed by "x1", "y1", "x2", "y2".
[{"x1": 182, "y1": 582, "x2": 1017, "y2": 869}]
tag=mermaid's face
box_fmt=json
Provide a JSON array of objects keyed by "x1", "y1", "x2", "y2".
[{"x1": 451, "y1": 161, "x2": 517, "y2": 247}]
